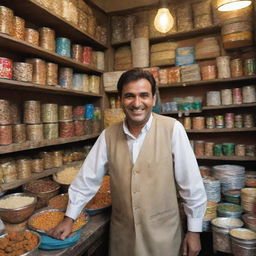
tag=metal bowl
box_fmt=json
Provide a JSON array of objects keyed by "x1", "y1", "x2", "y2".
[
  {"x1": 28, "y1": 207, "x2": 89, "y2": 234},
  {"x1": 0, "y1": 229, "x2": 41, "y2": 256},
  {"x1": 47, "y1": 193, "x2": 69, "y2": 210},
  {"x1": 0, "y1": 193, "x2": 37, "y2": 224}
]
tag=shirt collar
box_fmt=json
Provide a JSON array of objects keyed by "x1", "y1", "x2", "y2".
[{"x1": 123, "y1": 114, "x2": 153, "y2": 139}]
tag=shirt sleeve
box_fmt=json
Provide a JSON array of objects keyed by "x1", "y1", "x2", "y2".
[
  {"x1": 172, "y1": 121, "x2": 207, "y2": 232},
  {"x1": 66, "y1": 130, "x2": 108, "y2": 220}
]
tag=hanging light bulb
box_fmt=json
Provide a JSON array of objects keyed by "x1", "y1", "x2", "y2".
[
  {"x1": 154, "y1": 0, "x2": 174, "y2": 33},
  {"x1": 217, "y1": 0, "x2": 252, "y2": 12}
]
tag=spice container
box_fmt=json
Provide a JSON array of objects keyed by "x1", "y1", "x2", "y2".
[
  {"x1": 217, "y1": 203, "x2": 243, "y2": 218},
  {"x1": 26, "y1": 124, "x2": 43, "y2": 141},
  {"x1": 16, "y1": 158, "x2": 32, "y2": 179},
  {"x1": 26, "y1": 58, "x2": 46, "y2": 85},
  {"x1": 59, "y1": 67, "x2": 73, "y2": 89},
  {"x1": 244, "y1": 58, "x2": 256, "y2": 76},
  {"x1": 41, "y1": 103, "x2": 58, "y2": 123},
  {"x1": 85, "y1": 104, "x2": 94, "y2": 120},
  {"x1": 0, "y1": 125, "x2": 12, "y2": 145},
  {"x1": 0, "y1": 6, "x2": 13, "y2": 35},
  {"x1": 206, "y1": 117, "x2": 215, "y2": 129},
  {"x1": 235, "y1": 144, "x2": 245, "y2": 156},
  {"x1": 0, "y1": 57, "x2": 13, "y2": 79},
  {"x1": 82, "y1": 47, "x2": 92, "y2": 65},
  {"x1": 73, "y1": 106, "x2": 85, "y2": 120},
  {"x1": 242, "y1": 86, "x2": 256, "y2": 103},
  {"x1": 12, "y1": 16, "x2": 25, "y2": 40},
  {"x1": 13, "y1": 62, "x2": 33, "y2": 82},
  {"x1": 24, "y1": 100, "x2": 41, "y2": 124},
  {"x1": 72, "y1": 44, "x2": 83, "y2": 62},
  {"x1": 52, "y1": 151, "x2": 63, "y2": 168},
  {"x1": 73, "y1": 73, "x2": 83, "y2": 91},
  {"x1": 221, "y1": 89, "x2": 232, "y2": 105},
  {"x1": 235, "y1": 114, "x2": 243, "y2": 128},
  {"x1": 205, "y1": 142, "x2": 214, "y2": 156},
  {"x1": 232, "y1": 88, "x2": 242, "y2": 105},
  {"x1": 201, "y1": 65, "x2": 217, "y2": 80},
  {"x1": 0, "y1": 99, "x2": 11, "y2": 125},
  {"x1": 31, "y1": 158, "x2": 44, "y2": 173},
  {"x1": 43, "y1": 123, "x2": 59, "y2": 140},
  {"x1": 1, "y1": 161, "x2": 17, "y2": 183},
  {"x1": 59, "y1": 105, "x2": 72, "y2": 121},
  {"x1": 225, "y1": 113, "x2": 234, "y2": 128},
  {"x1": 39, "y1": 27, "x2": 55, "y2": 51},
  {"x1": 74, "y1": 120, "x2": 85, "y2": 136},
  {"x1": 215, "y1": 115, "x2": 224, "y2": 128},
  {"x1": 84, "y1": 120, "x2": 93, "y2": 135},
  {"x1": 12, "y1": 124, "x2": 26, "y2": 143},
  {"x1": 192, "y1": 117, "x2": 205, "y2": 129},
  {"x1": 46, "y1": 62, "x2": 58, "y2": 86},
  {"x1": 25, "y1": 28, "x2": 39, "y2": 46},
  {"x1": 230, "y1": 58, "x2": 243, "y2": 77},
  {"x1": 59, "y1": 121, "x2": 74, "y2": 138},
  {"x1": 216, "y1": 56, "x2": 231, "y2": 79},
  {"x1": 89, "y1": 75, "x2": 100, "y2": 94},
  {"x1": 10, "y1": 102, "x2": 21, "y2": 124},
  {"x1": 194, "y1": 140, "x2": 205, "y2": 156},
  {"x1": 39, "y1": 152, "x2": 54, "y2": 169},
  {"x1": 207, "y1": 91, "x2": 221, "y2": 106},
  {"x1": 56, "y1": 37, "x2": 71, "y2": 57}
]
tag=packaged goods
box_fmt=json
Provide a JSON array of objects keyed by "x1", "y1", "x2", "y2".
[
  {"x1": 39, "y1": 27, "x2": 55, "y2": 51},
  {"x1": 43, "y1": 123, "x2": 59, "y2": 140},
  {"x1": 131, "y1": 38, "x2": 149, "y2": 68},
  {"x1": 26, "y1": 124, "x2": 43, "y2": 141},
  {"x1": 0, "y1": 99, "x2": 11, "y2": 125},
  {"x1": 46, "y1": 62, "x2": 58, "y2": 86},
  {"x1": 12, "y1": 16, "x2": 25, "y2": 40},
  {"x1": 175, "y1": 47, "x2": 195, "y2": 66},
  {"x1": 59, "y1": 67, "x2": 73, "y2": 89},
  {"x1": 25, "y1": 28, "x2": 39, "y2": 46},
  {"x1": 23, "y1": 100, "x2": 41, "y2": 124},
  {"x1": 72, "y1": 44, "x2": 83, "y2": 62},
  {"x1": 0, "y1": 125, "x2": 12, "y2": 145},
  {"x1": 26, "y1": 58, "x2": 46, "y2": 85},
  {"x1": 0, "y1": 57, "x2": 12, "y2": 79},
  {"x1": 12, "y1": 124, "x2": 26, "y2": 143},
  {"x1": 13, "y1": 62, "x2": 33, "y2": 82},
  {"x1": 56, "y1": 37, "x2": 71, "y2": 57}
]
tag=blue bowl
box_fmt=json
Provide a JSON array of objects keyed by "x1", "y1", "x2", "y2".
[{"x1": 85, "y1": 205, "x2": 111, "y2": 216}]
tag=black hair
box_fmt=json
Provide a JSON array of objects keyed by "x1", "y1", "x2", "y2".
[{"x1": 117, "y1": 68, "x2": 156, "y2": 96}]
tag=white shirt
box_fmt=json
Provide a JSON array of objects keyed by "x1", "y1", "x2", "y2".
[{"x1": 66, "y1": 115, "x2": 207, "y2": 232}]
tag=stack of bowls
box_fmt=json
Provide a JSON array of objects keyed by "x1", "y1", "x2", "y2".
[{"x1": 217, "y1": 203, "x2": 243, "y2": 218}]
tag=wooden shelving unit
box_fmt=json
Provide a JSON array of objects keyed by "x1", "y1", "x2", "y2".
[
  {"x1": 0, "y1": 33, "x2": 103, "y2": 74},
  {"x1": 0, "y1": 134, "x2": 100, "y2": 154},
  {"x1": 0, "y1": 78, "x2": 103, "y2": 97},
  {"x1": 0, "y1": 0, "x2": 107, "y2": 50},
  {"x1": 196, "y1": 156, "x2": 256, "y2": 161},
  {"x1": 202, "y1": 103, "x2": 256, "y2": 110},
  {"x1": 0, "y1": 161, "x2": 83, "y2": 192},
  {"x1": 186, "y1": 128, "x2": 256, "y2": 133}
]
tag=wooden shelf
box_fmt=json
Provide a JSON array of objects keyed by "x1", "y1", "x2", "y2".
[
  {"x1": 161, "y1": 110, "x2": 202, "y2": 115},
  {"x1": 0, "y1": 133, "x2": 100, "y2": 154},
  {"x1": 0, "y1": 78, "x2": 103, "y2": 97},
  {"x1": 186, "y1": 128, "x2": 256, "y2": 133},
  {"x1": 202, "y1": 103, "x2": 256, "y2": 110},
  {"x1": 0, "y1": 33, "x2": 103, "y2": 74},
  {"x1": 0, "y1": 161, "x2": 83, "y2": 192},
  {"x1": 196, "y1": 156, "x2": 256, "y2": 161},
  {"x1": 0, "y1": 0, "x2": 107, "y2": 50},
  {"x1": 111, "y1": 25, "x2": 221, "y2": 47},
  {"x1": 158, "y1": 75, "x2": 256, "y2": 89}
]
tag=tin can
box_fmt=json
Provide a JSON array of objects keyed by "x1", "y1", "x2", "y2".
[
  {"x1": 26, "y1": 124, "x2": 43, "y2": 141},
  {"x1": 235, "y1": 114, "x2": 243, "y2": 128},
  {"x1": 243, "y1": 114, "x2": 254, "y2": 128},
  {"x1": 41, "y1": 103, "x2": 58, "y2": 123},
  {"x1": 192, "y1": 116, "x2": 205, "y2": 129},
  {"x1": 73, "y1": 106, "x2": 85, "y2": 120},
  {"x1": 0, "y1": 57, "x2": 12, "y2": 79},
  {"x1": 0, "y1": 6, "x2": 13, "y2": 35},
  {"x1": 39, "y1": 27, "x2": 56, "y2": 52},
  {"x1": 59, "y1": 67, "x2": 73, "y2": 89},
  {"x1": 85, "y1": 104, "x2": 94, "y2": 120},
  {"x1": 72, "y1": 44, "x2": 83, "y2": 62},
  {"x1": 235, "y1": 144, "x2": 245, "y2": 156},
  {"x1": 222, "y1": 143, "x2": 235, "y2": 156},
  {"x1": 43, "y1": 123, "x2": 59, "y2": 140},
  {"x1": 12, "y1": 16, "x2": 25, "y2": 40},
  {"x1": 82, "y1": 47, "x2": 92, "y2": 65},
  {"x1": 59, "y1": 121, "x2": 74, "y2": 138},
  {"x1": 244, "y1": 58, "x2": 256, "y2": 76},
  {"x1": 0, "y1": 99, "x2": 11, "y2": 125},
  {"x1": 225, "y1": 113, "x2": 234, "y2": 129},
  {"x1": 12, "y1": 124, "x2": 26, "y2": 143},
  {"x1": 242, "y1": 86, "x2": 256, "y2": 103},
  {"x1": 23, "y1": 100, "x2": 41, "y2": 124},
  {"x1": 245, "y1": 145, "x2": 255, "y2": 157},
  {"x1": 232, "y1": 88, "x2": 242, "y2": 104},
  {"x1": 214, "y1": 144, "x2": 223, "y2": 156},
  {"x1": 74, "y1": 120, "x2": 85, "y2": 136},
  {"x1": 46, "y1": 62, "x2": 58, "y2": 86},
  {"x1": 230, "y1": 58, "x2": 243, "y2": 77},
  {"x1": 195, "y1": 140, "x2": 205, "y2": 156},
  {"x1": 0, "y1": 125, "x2": 12, "y2": 145},
  {"x1": 205, "y1": 142, "x2": 214, "y2": 156},
  {"x1": 25, "y1": 28, "x2": 39, "y2": 46},
  {"x1": 59, "y1": 105, "x2": 73, "y2": 122},
  {"x1": 56, "y1": 37, "x2": 71, "y2": 57},
  {"x1": 184, "y1": 117, "x2": 192, "y2": 130},
  {"x1": 206, "y1": 117, "x2": 215, "y2": 129},
  {"x1": 221, "y1": 89, "x2": 232, "y2": 105},
  {"x1": 215, "y1": 115, "x2": 224, "y2": 128}
]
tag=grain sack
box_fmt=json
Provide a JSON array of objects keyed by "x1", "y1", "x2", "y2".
[
  {"x1": 103, "y1": 71, "x2": 125, "y2": 91},
  {"x1": 181, "y1": 64, "x2": 201, "y2": 82},
  {"x1": 151, "y1": 42, "x2": 177, "y2": 53},
  {"x1": 115, "y1": 46, "x2": 132, "y2": 59},
  {"x1": 131, "y1": 37, "x2": 149, "y2": 68},
  {"x1": 151, "y1": 51, "x2": 175, "y2": 67}
]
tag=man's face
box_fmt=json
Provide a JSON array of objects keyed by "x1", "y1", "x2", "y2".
[{"x1": 121, "y1": 78, "x2": 156, "y2": 127}]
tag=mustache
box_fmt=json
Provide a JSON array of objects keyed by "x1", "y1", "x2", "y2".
[{"x1": 129, "y1": 106, "x2": 145, "y2": 110}]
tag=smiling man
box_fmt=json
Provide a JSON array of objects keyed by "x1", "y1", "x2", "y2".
[{"x1": 48, "y1": 69, "x2": 207, "y2": 256}]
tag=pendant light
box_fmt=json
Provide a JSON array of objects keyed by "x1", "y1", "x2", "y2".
[
  {"x1": 217, "y1": 0, "x2": 252, "y2": 12},
  {"x1": 154, "y1": 0, "x2": 174, "y2": 33}
]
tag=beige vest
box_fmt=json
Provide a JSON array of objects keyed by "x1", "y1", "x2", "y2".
[{"x1": 105, "y1": 114, "x2": 182, "y2": 256}]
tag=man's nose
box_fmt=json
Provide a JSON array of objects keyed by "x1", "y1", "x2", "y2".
[{"x1": 133, "y1": 96, "x2": 141, "y2": 107}]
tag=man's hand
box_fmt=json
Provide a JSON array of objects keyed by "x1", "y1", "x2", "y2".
[
  {"x1": 182, "y1": 231, "x2": 201, "y2": 256},
  {"x1": 47, "y1": 216, "x2": 73, "y2": 240}
]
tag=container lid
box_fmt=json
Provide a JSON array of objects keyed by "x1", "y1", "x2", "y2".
[
  {"x1": 230, "y1": 228, "x2": 256, "y2": 240},
  {"x1": 211, "y1": 217, "x2": 243, "y2": 229}
]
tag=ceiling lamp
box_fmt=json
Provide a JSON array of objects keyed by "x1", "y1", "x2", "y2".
[
  {"x1": 154, "y1": 0, "x2": 174, "y2": 33},
  {"x1": 217, "y1": 0, "x2": 252, "y2": 12}
]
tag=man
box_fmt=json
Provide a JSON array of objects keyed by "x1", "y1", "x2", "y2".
[{"x1": 48, "y1": 69, "x2": 207, "y2": 256}]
